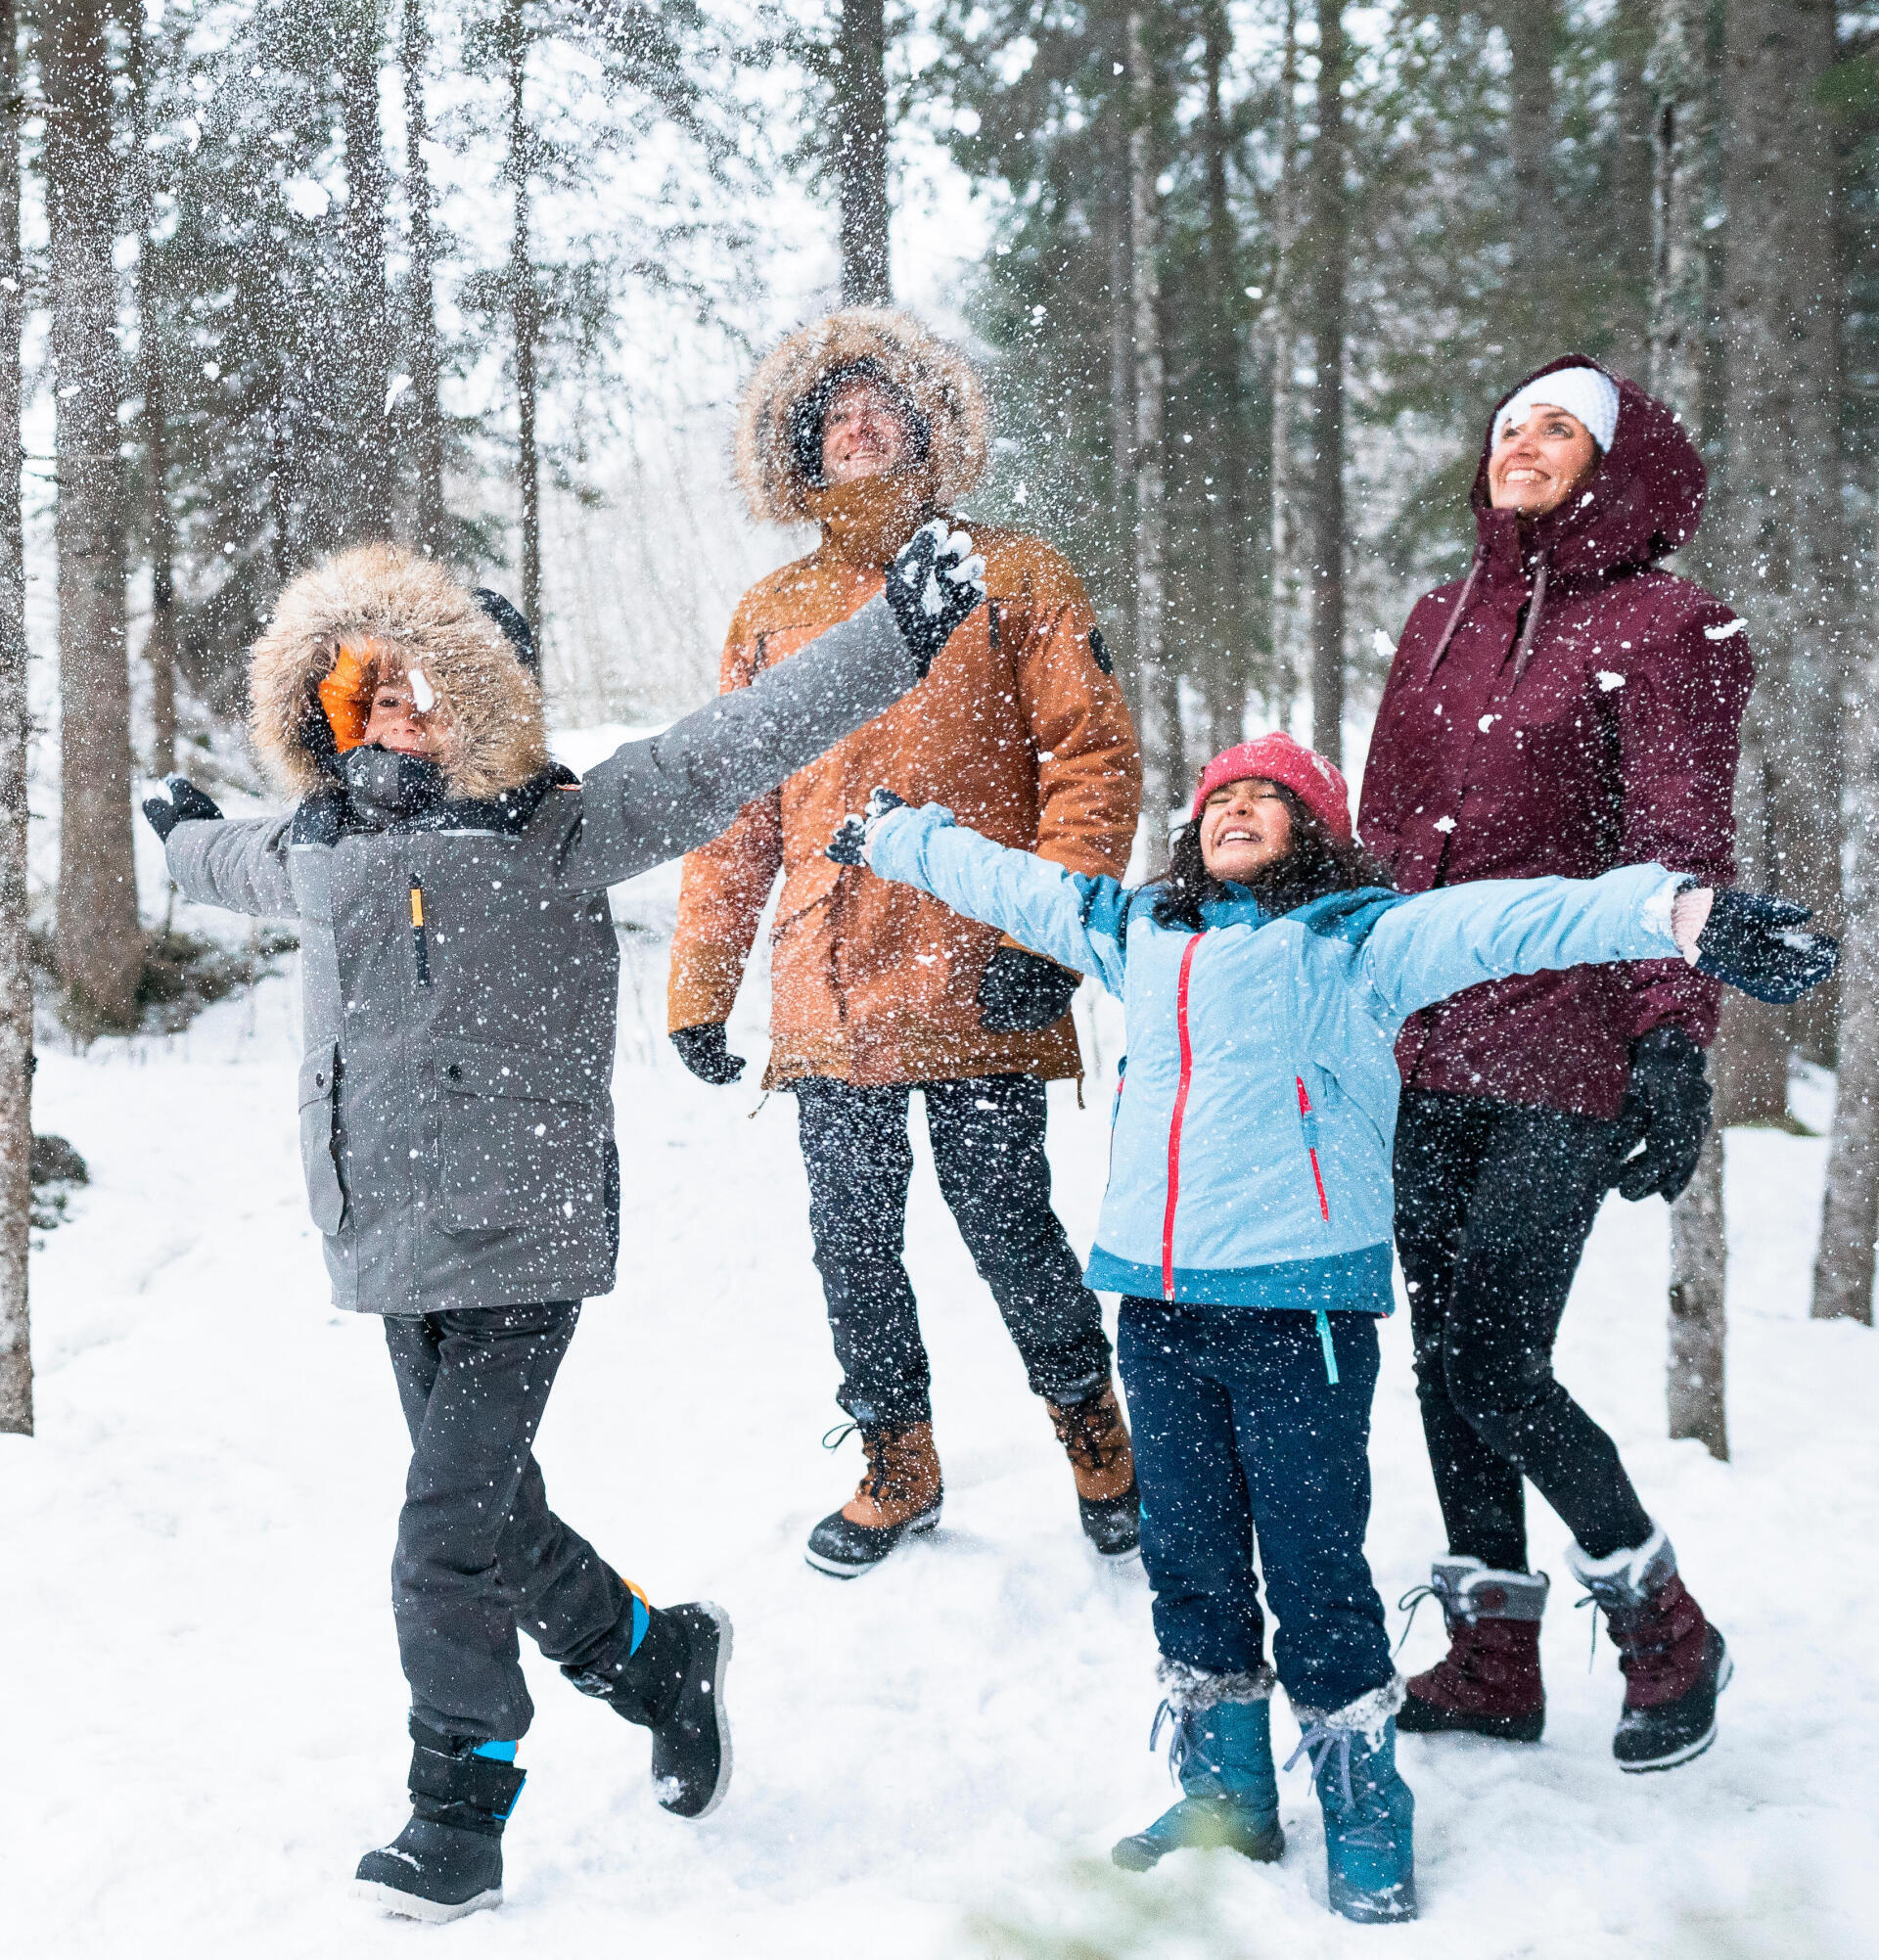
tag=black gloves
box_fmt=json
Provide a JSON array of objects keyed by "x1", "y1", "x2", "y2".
[
  {"x1": 1692, "y1": 889, "x2": 1840, "y2": 1004},
  {"x1": 1611, "y1": 1026, "x2": 1712, "y2": 1204},
  {"x1": 882, "y1": 520, "x2": 986, "y2": 676},
  {"x1": 827, "y1": 787, "x2": 908, "y2": 866},
  {"x1": 670, "y1": 1022, "x2": 746, "y2": 1086},
  {"x1": 978, "y1": 946, "x2": 1079, "y2": 1031},
  {"x1": 141, "y1": 775, "x2": 223, "y2": 843}
]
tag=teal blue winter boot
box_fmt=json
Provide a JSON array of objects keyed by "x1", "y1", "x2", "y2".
[
  {"x1": 1112, "y1": 1666, "x2": 1284, "y2": 1871},
  {"x1": 1287, "y1": 1687, "x2": 1417, "y2": 1923}
]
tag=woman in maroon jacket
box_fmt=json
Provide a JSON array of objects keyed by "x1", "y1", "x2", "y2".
[{"x1": 1359, "y1": 358, "x2": 1753, "y2": 1774}]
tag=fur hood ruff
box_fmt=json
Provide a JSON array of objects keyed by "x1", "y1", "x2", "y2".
[
  {"x1": 735, "y1": 308, "x2": 989, "y2": 525},
  {"x1": 248, "y1": 543, "x2": 549, "y2": 799}
]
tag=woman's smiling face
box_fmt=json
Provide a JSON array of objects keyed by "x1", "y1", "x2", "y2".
[{"x1": 1199, "y1": 778, "x2": 1293, "y2": 883}]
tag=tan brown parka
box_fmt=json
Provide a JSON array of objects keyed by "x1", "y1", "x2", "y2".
[{"x1": 668, "y1": 309, "x2": 1143, "y2": 1088}]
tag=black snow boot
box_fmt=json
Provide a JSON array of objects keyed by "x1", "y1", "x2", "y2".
[
  {"x1": 564, "y1": 1600, "x2": 734, "y2": 1818},
  {"x1": 354, "y1": 1724, "x2": 525, "y2": 1923}
]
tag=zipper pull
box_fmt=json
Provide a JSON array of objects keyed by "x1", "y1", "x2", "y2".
[
  {"x1": 410, "y1": 880, "x2": 431, "y2": 985},
  {"x1": 1315, "y1": 1307, "x2": 1340, "y2": 1386}
]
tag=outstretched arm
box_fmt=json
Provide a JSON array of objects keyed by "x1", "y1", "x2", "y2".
[
  {"x1": 864, "y1": 801, "x2": 1134, "y2": 996},
  {"x1": 164, "y1": 814, "x2": 299, "y2": 919}
]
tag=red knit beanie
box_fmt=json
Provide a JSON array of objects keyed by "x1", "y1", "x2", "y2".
[{"x1": 1190, "y1": 733, "x2": 1352, "y2": 843}]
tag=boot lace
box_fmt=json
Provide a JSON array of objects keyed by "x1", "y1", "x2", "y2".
[
  {"x1": 1148, "y1": 1699, "x2": 1193, "y2": 1786},
  {"x1": 1393, "y1": 1581, "x2": 1448, "y2": 1655},
  {"x1": 1283, "y1": 1724, "x2": 1395, "y2": 1847},
  {"x1": 1051, "y1": 1391, "x2": 1126, "y2": 1477}
]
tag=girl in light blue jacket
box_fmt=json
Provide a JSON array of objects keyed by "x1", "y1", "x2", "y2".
[{"x1": 827, "y1": 731, "x2": 1830, "y2": 1925}]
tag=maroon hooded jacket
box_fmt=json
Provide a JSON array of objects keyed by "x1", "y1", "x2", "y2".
[{"x1": 1357, "y1": 355, "x2": 1754, "y2": 1120}]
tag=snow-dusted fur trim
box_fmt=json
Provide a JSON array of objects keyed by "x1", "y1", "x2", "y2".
[
  {"x1": 1565, "y1": 1523, "x2": 1675, "y2": 1607},
  {"x1": 248, "y1": 544, "x2": 548, "y2": 799},
  {"x1": 1157, "y1": 1659, "x2": 1277, "y2": 1712},
  {"x1": 735, "y1": 308, "x2": 989, "y2": 524},
  {"x1": 1294, "y1": 1675, "x2": 1407, "y2": 1746}
]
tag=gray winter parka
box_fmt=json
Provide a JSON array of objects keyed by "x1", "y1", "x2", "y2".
[{"x1": 166, "y1": 544, "x2": 927, "y2": 1317}]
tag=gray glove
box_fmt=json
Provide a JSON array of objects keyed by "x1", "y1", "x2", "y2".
[{"x1": 882, "y1": 520, "x2": 986, "y2": 676}]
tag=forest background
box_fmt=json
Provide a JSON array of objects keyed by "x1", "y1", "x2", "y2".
[{"x1": 2, "y1": 0, "x2": 1876, "y2": 1439}]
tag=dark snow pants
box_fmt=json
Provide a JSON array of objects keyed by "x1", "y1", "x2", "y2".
[
  {"x1": 1118, "y1": 1299, "x2": 1394, "y2": 1715},
  {"x1": 1394, "y1": 1090, "x2": 1655, "y2": 1572},
  {"x1": 793, "y1": 1073, "x2": 1111, "y2": 1429},
  {"x1": 384, "y1": 1301, "x2": 636, "y2": 1743}
]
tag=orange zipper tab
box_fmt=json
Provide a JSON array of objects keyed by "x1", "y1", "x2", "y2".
[{"x1": 410, "y1": 881, "x2": 431, "y2": 984}]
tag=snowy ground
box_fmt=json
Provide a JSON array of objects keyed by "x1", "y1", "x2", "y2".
[{"x1": 6, "y1": 850, "x2": 1876, "y2": 1958}]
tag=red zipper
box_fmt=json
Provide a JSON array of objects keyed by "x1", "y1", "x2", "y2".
[
  {"x1": 1297, "y1": 1074, "x2": 1330, "y2": 1221},
  {"x1": 1162, "y1": 934, "x2": 1204, "y2": 1299}
]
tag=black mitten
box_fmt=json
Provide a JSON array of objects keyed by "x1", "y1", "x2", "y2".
[
  {"x1": 671, "y1": 1023, "x2": 747, "y2": 1086},
  {"x1": 827, "y1": 787, "x2": 908, "y2": 865},
  {"x1": 882, "y1": 520, "x2": 986, "y2": 676},
  {"x1": 141, "y1": 775, "x2": 224, "y2": 843},
  {"x1": 1693, "y1": 889, "x2": 1839, "y2": 1004},
  {"x1": 1611, "y1": 1026, "x2": 1711, "y2": 1203},
  {"x1": 978, "y1": 945, "x2": 1080, "y2": 1032}
]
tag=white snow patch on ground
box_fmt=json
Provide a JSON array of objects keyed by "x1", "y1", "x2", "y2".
[{"x1": 4, "y1": 937, "x2": 1874, "y2": 1956}]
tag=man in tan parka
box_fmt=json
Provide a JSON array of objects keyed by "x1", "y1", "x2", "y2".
[{"x1": 668, "y1": 309, "x2": 1144, "y2": 1576}]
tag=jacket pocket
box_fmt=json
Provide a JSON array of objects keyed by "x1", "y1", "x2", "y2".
[
  {"x1": 298, "y1": 1046, "x2": 346, "y2": 1235},
  {"x1": 435, "y1": 1039, "x2": 608, "y2": 1234}
]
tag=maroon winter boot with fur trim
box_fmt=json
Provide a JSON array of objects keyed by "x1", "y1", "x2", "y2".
[
  {"x1": 1398, "y1": 1559, "x2": 1548, "y2": 1743},
  {"x1": 1567, "y1": 1526, "x2": 1730, "y2": 1773}
]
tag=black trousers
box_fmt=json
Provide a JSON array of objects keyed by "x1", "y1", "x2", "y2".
[
  {"x1": 385, "y1": 1301, "x2": 633, "y2": 1743},
  {"x1": 794, "y1": 1073, "x2": 1112, "y2": 1429},
  {"x1": 1394, "y1": 1091, "x2": 1654, "y2": 1572}
]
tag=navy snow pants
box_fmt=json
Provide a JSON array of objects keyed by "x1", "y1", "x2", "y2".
[
  {"x1": 795, "y1": 1073, "x2": 1112, "y2": 1429},
  {"x1": 384, "y1": 1301, "x2": 634, "y2": 1743},
  {"x1": 1118, "y1": 1298, "x2": 1394, "y2": 1714}
]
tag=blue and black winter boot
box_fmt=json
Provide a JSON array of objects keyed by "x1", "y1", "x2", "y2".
[
  {"x1": 1287, "y1": 1688, "x2": 1417, "y2": 1924},
  {"x1": 563, "y1": 1598, "x2": 734, "y2": 1818},
  {"x1": 1112, "y1": 1666, "x2": 1285, "y2": 1871},
  {"x1": 354, "y1": 1726, "x2": 525, "y2": 1923}
]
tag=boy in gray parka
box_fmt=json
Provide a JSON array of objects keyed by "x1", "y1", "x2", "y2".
[{"x1": 142, "y1": 534, "x2": 983, "y2": 1922}]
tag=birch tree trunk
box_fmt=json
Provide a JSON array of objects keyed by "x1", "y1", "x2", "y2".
[
  {"x1": 0, "y1": 0, "x2": 30, "y2": 1435},
  {"x1": 1267, "y1": 0, "x2": 1302, "y2": 734},
  {"x1": 504, "y1": 3, "x2": 541, "y2": 635},
  {"x1": 835, "y1": 0, "x2": 891, "y2": 305},
  {"x1": 46, "y1": 0, "x2": 141, "y2": 1034},
  {"x1": 1650, "y1": 0, "x2": 1733, "y2": 1438},
  {"x1": 402, "y1": 0, "x2": 446, "y2": 556},
  {"x1": 1128, "y1": 7, "x2": 1177, "y2": 821},
  {"x1": 1306, "y1": 0, "x2": 1347, "y2": 767}
]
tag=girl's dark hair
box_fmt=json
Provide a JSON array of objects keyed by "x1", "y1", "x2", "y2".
[{"x1": 1150, "y1": 785, "x2": 1393, "y2": 932}]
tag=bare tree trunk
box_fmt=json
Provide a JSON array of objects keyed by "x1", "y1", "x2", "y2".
[
  {"x1": 1267, "y1": 0, "x2": 1302, "y2": 734},
  {"x1": 1104, "y1": 78, "x2": 1143, "y2": 753},
  {"x1": 0, "y1": 0, "x2": 31, "y2": 1436},
  {"x1": 504, "y1": 4, "x2": 541, "y2": 636},
  {"x1": 402, "y1": 0, "x2": 445, "y2": 556},
  {"x1": 1198, "y1": 0, "x2": 1243, "y2": 756},
  {"x1": 1814, "y1": 878, "x2": 1879, "y2": 1322},
  {"x1": 1128, "y1": 7, "x2": 1176, "y2": 821},
  {"x1": 1609, "y1": 0, "x2": 1655, "y2": 380},
  {"x1": 1650, "y1": 0, "x2": 1734, "y2": 1436},
  {"x1": 1306, "y1": 0, "x2": 1347, "y2": 767},
  {"x1": 130, "y1": 6, "x2": 176, "y2": 777},
  {"x1": 835, "y1": 0, "x2": 891, "y2": 305},
  {"x1": 1668, "y1": 1128, "x2": 1729, "y2": 1457},
  {"x1": 339, "y1": 2, "x2": 393, "y2": 541},
  {"x1": 46, "y1": 0, "x2": 141, "y2": 1034}
]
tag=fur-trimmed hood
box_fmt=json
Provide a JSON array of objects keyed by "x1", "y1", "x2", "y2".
[
  {"x1": 735, "y1": 308, "x2": 989, "y2": 525},
  {"x1": 249, "y1": 543, "x2": 549, "y2": 799}
]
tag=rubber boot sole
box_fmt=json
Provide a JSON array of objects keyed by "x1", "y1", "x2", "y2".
[
  {"x1": 1397, "y1": 1693, "x2": 1544, "y2": 1744},
  {"x1": 803, "y1": 1502, "x2": 942, "y2": 1578},
  {"x1": 1112, "y1": 1818, "x2": 1284, "y2": 1872},
  {"x1": 352, "y1": 1879, "x2": 501, "y2": 1924},
  {"x1": 1617, "y1": 1640, "x2": 1733, "y2": 1773}
]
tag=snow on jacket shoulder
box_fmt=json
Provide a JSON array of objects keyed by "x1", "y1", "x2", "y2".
[
  {"x1": 164, "y1": 544, "x2": 924, "y2": 1319},
  {"x1": 869, "y1": 801, "x2": 1684, "y2": 1313}
]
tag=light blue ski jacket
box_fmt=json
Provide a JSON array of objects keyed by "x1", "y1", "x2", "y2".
[{"x1": 869, "y1": 803, "x2": 1686, "y2": 1324}]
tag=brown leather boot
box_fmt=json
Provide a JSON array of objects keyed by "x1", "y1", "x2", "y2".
[
  {"x1": 803, "y1": 1421, "x2": 943, "y2": 1578},
  {"x1": 1048, "y1": 1384, "x2": 1141, "y2": 1560}
]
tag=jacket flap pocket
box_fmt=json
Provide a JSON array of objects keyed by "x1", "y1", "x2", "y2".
[
  {"x1": 298, "y1": 1047, "x2": 340, "y2": 1110},
  {"x1": 774, "y1": 853, "x2": 843, "y2": 928},
  {"x1": 436, "y1": 1039, "x2": 599, "y2": 1105}
]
